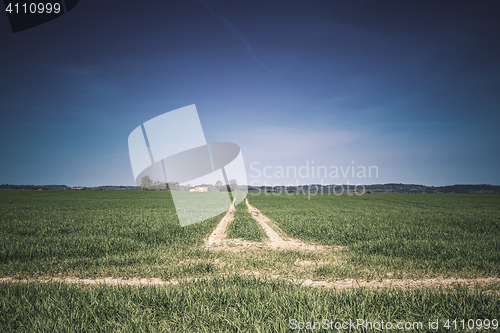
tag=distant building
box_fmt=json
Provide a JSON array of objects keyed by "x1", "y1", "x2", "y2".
[{"x1": 190, "y1": 186, "x2": 208, "y2": 192}]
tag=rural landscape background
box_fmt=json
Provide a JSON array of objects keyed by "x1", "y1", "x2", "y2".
[
  {"x1": 1, "y1": 0, "x2": 500, "y2": 332},
  {"x1": 1, "y1": 189, "x2": 499, "y2": 331}
]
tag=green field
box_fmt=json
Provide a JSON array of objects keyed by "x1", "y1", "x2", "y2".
[
  {"x1": 0, "y1": 190, "x2": 223, "y2": 279},
  {"x1": 0, "y1": 189, "x2": 499, "y2": 332},
  {"x1": 248, "y1": 192, "x2": 500, "y2": 280},
  {"x1": 1, "y1": 278, "x2": 499, "y2": 332}
]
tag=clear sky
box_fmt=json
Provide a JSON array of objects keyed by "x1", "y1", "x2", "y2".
[{"x1": 1, "y1": 0, "x2": 499, "y2": 187}]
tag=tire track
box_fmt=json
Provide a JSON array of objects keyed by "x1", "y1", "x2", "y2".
[
  {"x1": 204, "y1": 198, "x2": 338, "y2": 252},
  {"x1": 1, "y1": 276, "x2": 499, "y2": 291}
]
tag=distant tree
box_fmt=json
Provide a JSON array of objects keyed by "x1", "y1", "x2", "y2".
[
  {"x1": 215, "y1": 180, "x2": 225, "y2": 191},
  {"x1": 229, "y1": 179, "x2": 238, "y2": 192},
  {"x1": 140, "y1": 176, "x2": 153, "y2": 190},
  {"x1": 152, "y1": 180, "x2": 166, "y2": 191},
  {"x1": 167, "y1": 182, "x2": 180, "y2": 191}
]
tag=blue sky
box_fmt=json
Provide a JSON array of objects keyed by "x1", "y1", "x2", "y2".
[{"x1": 0, "y1": 0, "x2": 499, "y2": 187}]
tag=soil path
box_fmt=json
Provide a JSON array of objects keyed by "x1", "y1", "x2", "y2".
[
  {"x1": 1, "y1": 276, "x2": 499, "y2": 291},
  {"x1": 204, "y1": 200, "x2": 267, "y2": 252},
  {"x1": 299, "y1": 277, "x2": 500, "y2": 290},
  {"x1": 206, "y1": 201, "x2": 235, "y2": 246},
  {"x1": 0, "y1": 277, "x2": 182, "y2": 286},
  {"x1": 204, "y1": 198, "x2": 336, "y2": 252},
  {"x1": 245, "y1": 199, "x2": 336, "y2": 252}
]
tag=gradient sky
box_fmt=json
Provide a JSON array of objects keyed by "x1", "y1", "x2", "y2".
[{"x1": 1, "y1": 0, "x2": 499, "y2": 187}]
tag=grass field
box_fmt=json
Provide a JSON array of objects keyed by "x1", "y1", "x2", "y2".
[
  {"x1": 0, "y1": 190, "x2": 223, "y2": 279},
  {"x1": 248, "y1": 192, "x2": 500, "y2": 280},
  {"x1": 0, "y1": 189, "x2": 499, "y2": 331},
  {"x1": 1, "y1": 278, "x2": 499, "y2": 332}
]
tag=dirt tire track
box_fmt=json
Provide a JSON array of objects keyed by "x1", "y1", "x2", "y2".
[
  {"x1": 204, "y1": 198, "x2": 338, "y2": 252},
  {"x1": 298, "y1": 277, "x2": 500, "y2": 290},
  {"x1": 204, "y1": 200, "x2": 267, "y2": 252},
  {"x1": 1, "y1": 276, "x2": 499, "y2": 291},
  {"x1": 206, "y1": 201, "x2": 235, "y2": 246},
  {"x1": 245, "y1": 199, "x2": 339, "y2": 252},
  {"x1": 0, "y1": 276, "x2": 185, "y2": 286}
]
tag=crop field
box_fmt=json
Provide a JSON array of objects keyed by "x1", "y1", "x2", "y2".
[
  {"x1": 1, "y1": 189, "x2": 499, "y2": 331},
  {"x1": 226, "y1": 199, "x2": 266, "y2": 242},
  {"x1": 1, "y1": 278, "x2": 499, "y2": 332},
  {"x1": 248, "y1": 193, "x2": 500, "y2": 280},
  {"x1": 0, "y1": 190, "x2": 225, "y2": 279}
]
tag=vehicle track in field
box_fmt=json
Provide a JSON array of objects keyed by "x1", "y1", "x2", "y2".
[
  {"x1": 206, "y1": 200, "x2": 235, "y2": 245},
  {"x1": 204, "y1": 198, "x2": 339, "y2": 253},
  {"x1": 204, "y1": 199, "x2": 267, "y2": 252},
  {"x1": 245, "y1": 199, "x2": 340, "y2": 252},
  {"x1": 299, "y1": 277, "x2": 500, "y2": 291},
  {"x1": 1, "y1": 276, "x2": 499, "y2": 292}
]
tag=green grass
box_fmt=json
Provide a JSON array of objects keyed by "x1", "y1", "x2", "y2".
[
  {"x1": 1, "y1": 277, "x2": 498, "y2": 332},
  {"x1": 0, "y1": 190, "x2": 224, "y2": 278},
  {"x1": 248, "y1": 193, "x2": 500, "y2": 279},
  {"x1": 0, "y1": 189, "x2": 340, "y2": 281},
  {"x1": 1, "y1": 190, "x2": 500, "y2": 331},
  {"x1": 226, "y1": 199, "x2": 266, "y2": 242},
  {"x1": 2, "y1": 189, "x2": 500, "y2": 281}
]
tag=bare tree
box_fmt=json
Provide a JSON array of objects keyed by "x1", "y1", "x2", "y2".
[
  {"x1": 215, "y1": 180, "x2": 224, "y2": 191},
  {"x1": 167, "y1": 181, "x2": 180, "y2": 191},
  {"x1": 229, "y1": 179, "x2": 238, "y2": 192},
  {"x1": 140, "y1": 176, "x2": 153, "y2": 190},
  {"x1": 152, "y1": 180, "x2": 166, "y2": 190}
]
